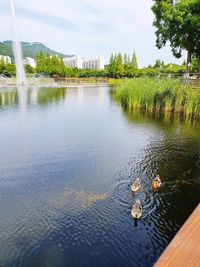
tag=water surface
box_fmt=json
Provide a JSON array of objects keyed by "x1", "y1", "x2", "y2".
[{"x1": 0, "y1": 86, "x2": 200, "y2": 267}]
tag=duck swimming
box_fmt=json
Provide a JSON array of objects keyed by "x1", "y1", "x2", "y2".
[
  {"x1": 131, "y1": 199, "x2": 142, "y2": 219},
  {"x1": 131, "y1": 178, "x2": 141, "y2": 193},
  {"x1": 152, "y1": 175, "x2": 161, "y2": 189}
]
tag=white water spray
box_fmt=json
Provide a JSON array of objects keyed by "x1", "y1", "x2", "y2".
[{"x1": 9, "y1": 0, "x2": 27, "y2": 86}]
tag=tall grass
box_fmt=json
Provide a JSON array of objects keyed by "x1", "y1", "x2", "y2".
[{"x1": 109, "y1": 78, "x2": 200, "y2": 120}]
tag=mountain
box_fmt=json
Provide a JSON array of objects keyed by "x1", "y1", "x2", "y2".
[{"x1": 0, "y1": 41, "x2": 72, "y2": 63}]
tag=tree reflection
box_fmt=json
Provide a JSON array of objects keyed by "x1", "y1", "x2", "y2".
[
  {"x1": 0, "y1": 90, "x2": 19, "y2": 108},
  {"x1": 0, "y1": 87, "x2": 69, "y2": 109}
]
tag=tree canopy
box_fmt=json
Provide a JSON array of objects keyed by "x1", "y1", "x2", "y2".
[
  {"x1": 107, "y1": 52, "x2": 139, "y2": 78},
  {"x1": 152, "y1": 0, "x2": 200, "y2": 68},
  {"x1": 35, "y1": 52, "x2": 67, "y2": 77}
]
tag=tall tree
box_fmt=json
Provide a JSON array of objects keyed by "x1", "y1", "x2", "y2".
[
  {"x1": 35, "y1": 52, "x2": 67, "y2": 77},
  {"x1": 152, "y1": 0, "x2": 200, "y2": 71},
  {"x1": 131, "y1": 51, "x2": 138, "y2": 70},
  {"x1": 108, "y1": 53, "x2": 117, "y2": 77},
  {"x1": 116, "y1": 53, "x2": 124, "y2": 78},
  {"x1": 127, "y1": 55, "x2": 131, "y2": 67},
  {"x1": 154, "y1": 59, "x2": 163, "y2": 68},
  {"x1": 109, "y1": 53, "x2": 114, "y2": 66},
  {"x1": 123, "y1": 53, "x2": 128, "y2": 66}
]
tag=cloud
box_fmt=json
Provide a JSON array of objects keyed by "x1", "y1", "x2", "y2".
[
  {"x1": 15, "y1": 7, "x2": 77, "y2": 31},
  {"x1": 1, "y1": 0, "x2": 185, "y2": 67}
]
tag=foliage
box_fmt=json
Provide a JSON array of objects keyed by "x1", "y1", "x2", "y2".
[
  {"x1": 110, "y1": 78, "x2": 200, "y2": 120},
  {"x1": 35, "y1": 53, "x2": 109, "y2": 78},
  {"x1": 154, "y1": 59, "x2": 165, "y2": 69},
  {"x1": 152, "y1": 0, "x2": 200, "y2": 65},
  {"x1": 0, "y1": 60, "x2": 16, "y2": 77},
  {"x1": 131, "y1": 51, "x2": 138, "y2": 70},
  {"x1": 24, "y1": 64, "x2": 34, "y2": 74},
  {"x1": 116, "y1": 53, "x2": 124, "y2": 78},
  {"x1": 107, "y1": 52, "x2": 138, "y2": 78},
  {"x1": 35, "y1": 52, "x2": 67, "y2": 77},
  {"x1": 191, "y1": 57, "x2": 200, "y2": 73}
]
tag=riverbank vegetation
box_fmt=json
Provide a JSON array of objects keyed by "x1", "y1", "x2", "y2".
[
  {"x1": 1, "y1": 50, "x2": 200, "y2": 80},
  {"x1": 110, "y1": 78, "x2": 200, "y2": 120}
]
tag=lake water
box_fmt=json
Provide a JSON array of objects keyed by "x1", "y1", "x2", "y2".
[{"x1": 0, "y1": 86, "x2": 200, "y2": 267}]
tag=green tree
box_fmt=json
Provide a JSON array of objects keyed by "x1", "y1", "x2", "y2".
[
  {"x1": 152, "y1": 0, "x2": 200, "y2": 71},
  {"x1": 107, "y1": 53, "x2": 118, "y2": 77},
  {"x1": 24, "y1": 64, "x2": 34, "y2": 74},
  {"x1": 123, "y1": 53, "x2": 128, "y2": 66},
  {"x1": 154, "y1": 59, "x2": 165, "y2": 69},
  {"x1": 131, "y1": 51, "x2": 138, "y2": 70},
  {"x1": 116, "y1": 53, "x2": 124, "y2": 78},
  {"x1": 107, "y1": 53, "x2": 114, "y2": 77},
  {"x1": 126, "y1": 55, "x2": 132, "y2": 77},
  {"x1": 123, "y1": 53, "x2": 128, "y2": 77},
  {"x1": 0, "y1": 60, "x2": 16, "y2": 77},
  {"x1": 35, "y1": 52, "x2": 67, "y2": 77},
  {"x1": 191, "y1": 57, "x2": 200, "y2": 73}
]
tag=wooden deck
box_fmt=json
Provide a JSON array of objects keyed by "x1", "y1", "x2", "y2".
[{"x1": 154, "y1": 204, "x2": 200, "y2": 267}]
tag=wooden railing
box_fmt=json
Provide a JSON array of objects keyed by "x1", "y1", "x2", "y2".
[{"x1": 154, "y1": 204, "x2": 200, "y2": 266}]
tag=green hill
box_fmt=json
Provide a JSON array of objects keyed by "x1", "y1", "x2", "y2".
[{"x1": 0, "y1": 41, "x2": 71, "y2": 63}]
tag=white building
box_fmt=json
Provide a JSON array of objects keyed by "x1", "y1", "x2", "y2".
[
  {"x1": 63, "y1": 56, "x2": 83, "y2": 69},
  {"x1": 0, "y1": 55, "x2": 11, "y2": 64},
  {"x1": 83, "y1": 57, "x2": 104, "y2": 70},
  {"x1": 63, "y1": 55, "x2": 104, "y2": 70},
  {"x1": 23, "y1": 57, "x2": 36, "y2": 68}
]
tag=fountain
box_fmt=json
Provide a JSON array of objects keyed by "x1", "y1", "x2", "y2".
[{"x1": 9, "y1": 0, "x2": 27, "y2": 86}]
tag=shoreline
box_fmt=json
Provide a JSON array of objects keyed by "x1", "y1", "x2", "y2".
[
  {"x1": 0, "y1": 82, "x2": 108, "y2": 89},
  {"x1": 0, "y1": 77, "x2": 109, "y2": 89}
]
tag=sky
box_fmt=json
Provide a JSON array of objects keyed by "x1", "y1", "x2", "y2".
[{"x1": 0, "y1": 0, "x2": 185, "y2": 67}]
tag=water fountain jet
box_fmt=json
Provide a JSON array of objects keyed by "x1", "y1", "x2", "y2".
[{"x1": 9, "y1": 0, "x2": 27, "y2": 86}]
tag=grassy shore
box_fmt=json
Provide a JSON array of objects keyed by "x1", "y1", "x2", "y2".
[{"x1": 109, "y1": 78, "x2": 200, "y2": 120}]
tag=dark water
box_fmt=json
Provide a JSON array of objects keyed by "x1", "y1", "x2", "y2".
[{"x1": 0, "y1": 86, "x2": 200, "y2": 267}]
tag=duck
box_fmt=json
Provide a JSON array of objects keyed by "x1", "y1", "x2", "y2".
[
  {"x1": 152, "y1": 174, "x2": 161, "y2": 189},
  {"x1": 131, "y1": 199, "x2": 142, "y2": 219},
  {"x1": 131, "y1": 178, "x2": 141, "y2": 193}
]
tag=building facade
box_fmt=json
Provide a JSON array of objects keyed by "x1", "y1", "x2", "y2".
[
  {"x1": 0, "y1": 55, "x2": 11, "y2": 64},
  {"x1": 82, "y1": 57, "x2": 104, "y2": 70},
  {"x1": 63, "y1": 56, "x2": 83, "y2": 69},
  {"x1": 23, "y1": 57, "x2": 36, "y2": 68},
  {"x1": 63, "y1": 56, "x2": 104, "y2": 70}
]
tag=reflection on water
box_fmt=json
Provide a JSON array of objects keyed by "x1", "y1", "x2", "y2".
[
  {"x1": 0, "y1": 90, "x2": 19, "y2": 108},
  {"x1": 0, "y1": 87, "x2": 105, "y2": 110},
  {"x1": 0, "y1": 86, "x2": 200, "y2": 267},
  {"x1": 0, "y1": 87, "x2": 67, "y2": 109}
]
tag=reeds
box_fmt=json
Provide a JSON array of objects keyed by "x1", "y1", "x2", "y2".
[{"x1": 109, "y1": 78, "x2": 200, "y2": 120}]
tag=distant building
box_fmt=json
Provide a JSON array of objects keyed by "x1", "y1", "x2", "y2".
[
  {"x1": 63, "y1": 56, "x2": 83, "y2": 69},
  {"x1": 0, "y1": 55, "x2": 11, "y2": 64},
  {"x1": 23, "y1": 57, "x2": 36, "y2": 68},
  {"x1": 83, "y1": 57, "x2": 104, "y2": 70},
  {"x1": 63, "y1": 55, "x2": 104, "y2": 70}
]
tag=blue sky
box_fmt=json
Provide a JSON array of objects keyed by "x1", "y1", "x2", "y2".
[{"x1": 0, "y1": 0, "x2": 185, "y2": 67}]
